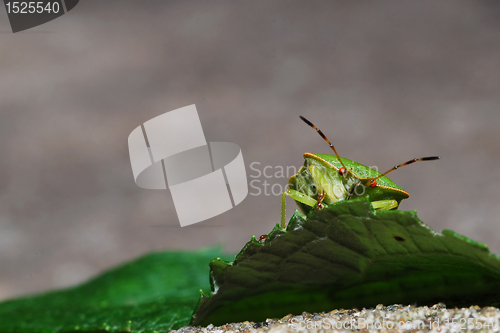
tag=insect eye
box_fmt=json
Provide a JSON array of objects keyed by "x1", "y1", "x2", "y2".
[
  {"x1": 258, "y1": 235, "x2": 267, "y2": 243},
  {"x1": 338, "y1": 167, "x2": 347, "y2": 176},
  {"x1": 370, "y1": 179, "x2": 377, "y2": 187}
]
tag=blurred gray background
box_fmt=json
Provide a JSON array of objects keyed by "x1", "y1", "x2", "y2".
[{"x1": 1, "y1": 0, "x2": 500, "y2": 300}]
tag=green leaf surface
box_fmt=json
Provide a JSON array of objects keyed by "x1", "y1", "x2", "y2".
[
  {"x1": 192, "y1": 199, "x2": 500, "y2": 326},
  {"x1": 0, "y1": 248, "x2": 233, "y2": 333},
  {"x1": 4, "y1": 199, "x2": 500, "y2": 331}
]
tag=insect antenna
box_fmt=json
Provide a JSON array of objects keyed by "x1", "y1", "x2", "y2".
[
  {"x1": 300, "y1": 116, "x2": 348, "y2": 176},
  {"x1": 368, "y1": 156, "x2": 440, "y2": 187}
]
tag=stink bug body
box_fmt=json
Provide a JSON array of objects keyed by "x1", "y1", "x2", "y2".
[{"x1": 280, "y1": 116, "x2": 440, "y2": 227}]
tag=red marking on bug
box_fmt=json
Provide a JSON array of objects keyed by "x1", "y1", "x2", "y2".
[
  {"x1": 258, "y1": 235, "x2": 267, "y2": 243},
  {"x1": 338, "y1": 167, "x2": 347, "y2": 176},
  {"x1": 370, "y1": 179, "x2": 377, "y2": 187}
]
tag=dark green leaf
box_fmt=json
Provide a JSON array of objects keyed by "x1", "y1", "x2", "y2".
[
  {"x1": 192, "y1": 199, "x2": 500, "y2": 326},
  {"x1": 0, "y1": 248, "x2": 233, "y2": 333}
]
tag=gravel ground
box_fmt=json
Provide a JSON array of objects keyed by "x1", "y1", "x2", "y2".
[{"x1": 173, "y1": 304, "x2": 500, "y2": 333}]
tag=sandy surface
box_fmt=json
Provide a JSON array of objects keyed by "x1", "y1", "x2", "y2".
[{"x1": 174, "y1": 304, "x2": 500, "y2": 333}]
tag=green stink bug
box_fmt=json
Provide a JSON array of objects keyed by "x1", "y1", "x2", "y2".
[{"x1": 280, "y1": 116, "x2": 439, "y2": 227}]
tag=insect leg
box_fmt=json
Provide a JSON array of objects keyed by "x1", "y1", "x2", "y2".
[
  {"x1": 371, "y1": 199, "x2": 398, "y2": 210},
  {"x1": 281, "y1": 189, "x2": 316, "y2": 228},
  {"x1": 316, "y1": 191, "x2": 326, "y2": 209}
]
